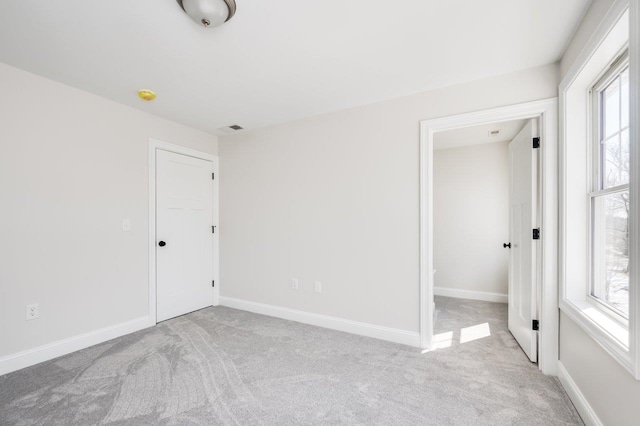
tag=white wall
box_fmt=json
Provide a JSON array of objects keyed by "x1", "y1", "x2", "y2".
[
  {"x1": 560, "y1": 0, "x2": 617, "y2": 78},
  {"x1": 558, "y1": 1, "x2": 640, "y2": 425},
  {"x1": 433, "y1": 141, "x2": 509, "y2": 297},
  {"x1": 560, "y1": 314, "x2": 640, "y2": 425},
  {"x1": 0, "y1": 63, "x2": 218, "y2": 359},
  {"x1": 219, "y1": 63, "x2": 558, "y2": 333}
]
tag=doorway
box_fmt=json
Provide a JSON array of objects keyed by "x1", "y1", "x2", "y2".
[
  {"x1": 148, "y1": 139, "x2": 220, "y2": 324},
  {"x1": 432, "y1": 118, "x2": 539, "y2": 362},
  {"x1": 420, "y1": 99, "x2": 558, "y2": 375}
]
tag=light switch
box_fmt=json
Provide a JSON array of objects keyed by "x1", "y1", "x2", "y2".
[{"x1": 122, "y1": 218, "x2": 131, "y2": 232}]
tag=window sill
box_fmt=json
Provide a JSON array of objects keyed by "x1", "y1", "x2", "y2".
[{"x1": 560, "y1": 298, "x2": 636, "y2": 376}]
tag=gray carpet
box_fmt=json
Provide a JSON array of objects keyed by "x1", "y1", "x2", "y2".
[{"x1": 0, "y1": 297, "x2": 581, "y2": 425}]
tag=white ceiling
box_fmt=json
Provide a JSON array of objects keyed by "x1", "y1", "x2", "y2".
[
  {"x1": 0, "y1": 1, "x2": 590, "y2": 135},
  {"x1": 434, "y1": 119, "x2": 528, "y2": 150}
]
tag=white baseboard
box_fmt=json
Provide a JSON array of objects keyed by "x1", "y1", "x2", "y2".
[
  {"x1": 434, "y1": 287, "x2": 508, "y2": 303},
  {"x1": 0, "y1": 316, "x2": 154, "y2": 376},
  {"x1": 219, "y1": 297, "x2": 420, "y2": 347},
  {"x1": 557, "y1": 361, "x2": 603, "y2": 426}
]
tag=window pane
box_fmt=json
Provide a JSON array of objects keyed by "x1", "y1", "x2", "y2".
[
  {"x1": 621, "y1": 68, "x2": 629, "y2": 128},
  {"x1": 592, "y1": 190, "x2": 630, "y2": 317},
  {"x1": 603, "y1": 129, "x2": 630, "y2": 188},
  {"x1": 603, "y1": 77, "x2": 620, "y2": 139}
]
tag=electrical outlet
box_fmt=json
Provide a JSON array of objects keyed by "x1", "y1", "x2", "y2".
[
  {"x1": 314, "y1": 281, "x2": 322, "y2": 294},
  {"x1": 291, "y1": 278, "x2": 299, "y2": 290},
  {"x1": 26, "y1": 304, "x2": 39, "y2": 320}
]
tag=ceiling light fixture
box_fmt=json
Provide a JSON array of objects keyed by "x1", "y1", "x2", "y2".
[{"x1": 177, "y1": 0, "x2": 236, "y2": 28}]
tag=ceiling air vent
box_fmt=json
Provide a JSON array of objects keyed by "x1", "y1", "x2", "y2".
[
  {"x1": 218, "y1": 124, "x2": 244, "y2": 133},
  {"x1": 488, "y1": 129, "x2": 501, "y2": 137}
]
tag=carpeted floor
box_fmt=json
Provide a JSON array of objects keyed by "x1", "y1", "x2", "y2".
[{"x1": 0, "y1": 297, "x2": 581, "y2": 425}]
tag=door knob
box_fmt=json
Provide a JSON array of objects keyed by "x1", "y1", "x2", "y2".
[
  {"x1": 158, "y1": 241, "x2": 166, "y2": 247},
  {"x1": 503, "y1": 243, "x2": 511, "y2": 249}
]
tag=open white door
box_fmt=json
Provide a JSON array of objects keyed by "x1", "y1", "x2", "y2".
[
  {"x1": 156, "y1": 150, "x2": 214, "y2": 322},
  {"x1": 508, "y1": 120, "x2": 538, "y2": 362}
]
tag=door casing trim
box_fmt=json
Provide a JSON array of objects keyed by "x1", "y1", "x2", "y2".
[
  {"x1": 419, "y1": 98, "x2": 559, "y2": 375},
  {"x1": 148, "y1": 139, "x2": 220, "y2": 324}
]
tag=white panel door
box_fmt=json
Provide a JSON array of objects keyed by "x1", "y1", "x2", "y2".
[
  {"x1": 508, "y1": 120, "x2": 538, "y2": 362},
  {"x1": 156, "y1": 149, "x2": 214, "y2": 322}
]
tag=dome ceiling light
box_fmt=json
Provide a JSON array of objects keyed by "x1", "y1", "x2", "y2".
[{"x1": 177, "y1": 0, "x2": 237, "y2": 28}]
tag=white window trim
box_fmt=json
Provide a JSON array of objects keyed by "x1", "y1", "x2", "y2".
[{"x1": 559, "y1": 0, "x2": 640, "y2": 379}]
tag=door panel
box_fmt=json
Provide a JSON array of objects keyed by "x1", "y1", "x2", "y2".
[
  {"x1": 508, "y1": 120, "x2": 538, "y2": 362},
  {"x1": 156, "y1": 150, "x2": 214, "y2": 322}
]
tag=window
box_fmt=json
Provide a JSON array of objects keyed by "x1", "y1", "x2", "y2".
[
  {"x1": 590, "y1": 52, "x2": 630, "y2": 320},
  {"x1": 559, "y1": 4, "x2": 640, "y2": 378}
]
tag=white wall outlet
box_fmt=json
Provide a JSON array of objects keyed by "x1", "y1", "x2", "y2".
[
  {"x1": 291, "y1": 278, "x2": 299, "y2": 290},
  {"x1": 122, "y1": 218, "x2": 131, "y2": 232},
  {"x1": 26, "y1": 304, "x2": 39, "y2": 320},
  {"x1": 314, "y1": 281, "x2": 322, "y2": 294}
]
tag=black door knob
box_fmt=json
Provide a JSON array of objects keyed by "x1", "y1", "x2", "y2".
[
  {"x1": 158, "y1": 241, "x2": 166, "y2": 247},
  {"x1": 503, "y1": 243, "x2": 511, "y2": 249}
]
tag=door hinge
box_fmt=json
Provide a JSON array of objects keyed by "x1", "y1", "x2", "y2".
[
  {"x1": 212, "y1": 280, "x2": 215, "y2": 288},
  {"x1": 212, "y1": 172, "x2": 215, "y2": 180},
  {"x1": 533, "y1": 137, "x2": 540, "y2": 149},
  {"x1": 533, "y1": 228, "x2": 540, "y2": 240},
  {"x1": 532, "y1": 319, "x2": 539, "y2": 331},
  {"x1": 212, "y1": 226, "x2": 216, "y2": 234}
]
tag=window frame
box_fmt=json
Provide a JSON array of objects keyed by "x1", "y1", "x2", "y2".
[
  {"x1": 588, "y1": 50, "x2": 630, "y2": 325},
  {"x1": 559, "y1": 0, "x2": 640, "y2": 379}
]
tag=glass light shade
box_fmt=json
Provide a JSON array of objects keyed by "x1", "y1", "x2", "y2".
[{"x1": 182, "y1": 0, "x2": 230, "y2": 28}]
